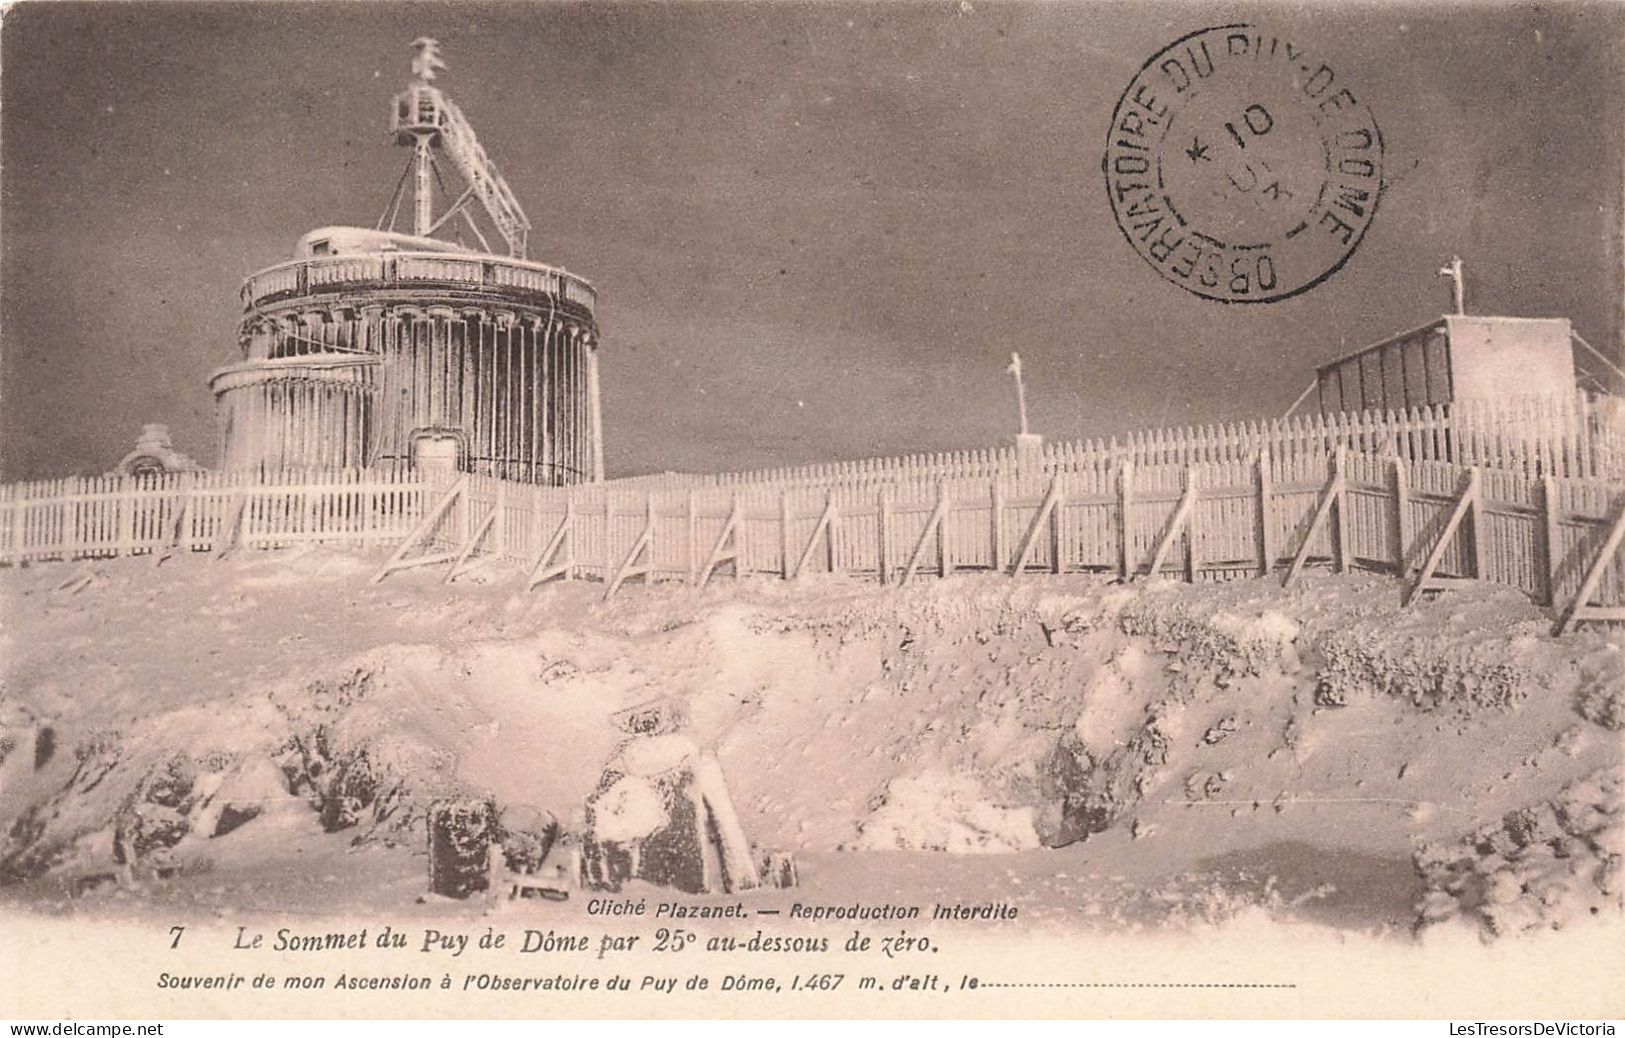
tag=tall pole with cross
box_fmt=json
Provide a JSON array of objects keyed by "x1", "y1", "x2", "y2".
[
  {"x1": 1439, "y1": 255, "x2": 1466, "y2": 315},
  {"x1": 1006, "y1": 351, "x2": 1042, "y2": 456},
  {"x1": 1007, "y1": 351, "x2": 1030, "y2": 436}
]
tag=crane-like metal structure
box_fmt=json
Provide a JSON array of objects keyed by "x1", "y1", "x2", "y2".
[{"x1": 385, "y1": 38, "x2": 532, "y2": 258}]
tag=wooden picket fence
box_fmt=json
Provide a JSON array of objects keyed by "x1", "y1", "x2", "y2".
[
  {"x1": 4, "y1": 392, "x2": 1623, "y2": 631},
  {"x1": 0, "y1": 466, "x2": 430, "y2": 564},
  {"x1": 368, "y1": 446, "x2": 1625, "y2": 631},
  {"x1": 621, "y1": 390, "x2": 1625, "y2": 492}
]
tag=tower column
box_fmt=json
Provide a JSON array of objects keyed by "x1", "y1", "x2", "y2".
[
  {"x1": 360, "y1": 305, "x2": 385, "y2": 354},
  {"x1": 541, "y1": 315, "x2": 554, "y2": 482},
  {"x1": 586, "y1": 336, "x2": 604, "y2": 483}
]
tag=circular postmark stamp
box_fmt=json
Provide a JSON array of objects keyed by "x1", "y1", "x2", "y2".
[{"x1": 1103, "y1": 24, "x2": 1383, "y2": 304}]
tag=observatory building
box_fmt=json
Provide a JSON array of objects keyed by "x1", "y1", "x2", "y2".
[
  {"x1": 1314, "y1": 260, "x2": 1579, "y2": 416},
  {"x1": 210, "y1": 39, "x2": 603, "y2": 484}
]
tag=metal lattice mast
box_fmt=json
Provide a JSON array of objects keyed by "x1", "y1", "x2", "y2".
[{"x1": 391, "y1": 38, "x2": 533, "y2": 258}]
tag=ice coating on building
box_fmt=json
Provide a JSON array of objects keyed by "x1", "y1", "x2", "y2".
[{"x1": 211, "y1": 39, "x2": 604, "y2": 484}]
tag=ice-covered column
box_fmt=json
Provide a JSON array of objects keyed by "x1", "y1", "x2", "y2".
[
  {"x1": 492, "y1": 310, "x2": 516, "y2": 478},
  {"x1": 428, "y1": 305, "x2": 457, "y2": 428},
  {"x1": 520, "y1": 314, "x2": 543, "y2": 481},
  {"x1": 360, "y1": 304, "x2": 385, "y2": 355},
  {"x1": 586, "y1": 332, "x2": 604, "y2": 483}
]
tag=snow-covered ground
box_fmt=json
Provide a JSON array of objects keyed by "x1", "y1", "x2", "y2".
[{"x1": 1, "y1": 549, "x2": 1620, "y2": 940}]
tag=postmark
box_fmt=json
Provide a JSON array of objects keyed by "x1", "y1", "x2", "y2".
[{"x1": 1104, "y1": 24, "x2": 1384, "y2": 304}]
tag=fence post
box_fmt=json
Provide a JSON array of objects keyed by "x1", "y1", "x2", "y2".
[
  {"x1": 1256, "y1": 451, "x2": 1273, "y2": 577},
  {"x1": 182, "y1": 472, "x2": 198, "y2": 552},
  {"x1": 647, "y1": 492, "x2": 657, "y2": 573},
  {"x1": 731, "y1": 493, "x2": 745, "y2": 581},
  {"x1": 302, "y1": 473, "x2": 316, "y2": 544},
  {"x1": 1468, "y1": 465, "x2": 1487, "y2": 578},
  {"x1": 119, "y1": 476, "x2": 136, "y2": 557},
  {"x1": 1118, "y1": 461, "x2": 1134, "y2": 580},
  {"x1": 1577, "y1": 388, "x2": 1594, "y2": 479},
  {"x1": 64, "y1": 476, "x2": 81, "y2": 560},
  {"x1": 358, "y1": 472, "x2": 374, "y2": 551},
  {"x1": 877, "y1": 487, "x2": 890, "y2": 585},
  {"x1": 603, "y1": 491, "x2": 614, "y2": 579},
  {"x1": 1542, "y1": 474, "x2": 1562, "y2": 605},
  {"x1": 989, "y1": 478, "x2": 1005, "y2": 574},
  {"x1": 24, "y1": 483, "x2": 35, "y2": 559},
  {"x1": 524, "y1": 485, "x2": 541, "y2": 571},
  {"x1": 936, "y1": 481, "x2": 953, "y2": 578},
  {"x1": 687, "y1": 490, "x2": 698, "y2": 585},
  {"x1": 825, "y1": 488, "x2": 840, "y2": 575},
  {"x1": 1049, "y1": 475, "x2": 1064, "y2": 575},
  {"x1": 1333, "y1": 447, "x2": 1349, "y2": 573},
  {"x1": 563, "y1": 493, "x2": 577, "y2": 582},
  {"x1": 2, "y1": 486, "x2": 15, "y2": 563},
  {"x1": 780, "y1": 490, "x2": 793, "y2": 580},
  {"x1": 1392, "y1": 457, "x2": 1411, "y2": 576},
  {"x1": 1183, "y1": 465, "x2": 1198, "y2": 583},
  {"x1": 494, "y1": 479, "x2": 508, "y2": 558}
]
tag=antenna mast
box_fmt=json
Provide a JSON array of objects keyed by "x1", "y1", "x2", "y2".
[{"x1": 389, "y1": 38, "x2": 533, "y2": 258}]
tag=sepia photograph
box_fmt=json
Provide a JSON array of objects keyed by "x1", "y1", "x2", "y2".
[{"x1": 1, "y1": 0, "x2": 1622, "y2": 1023}]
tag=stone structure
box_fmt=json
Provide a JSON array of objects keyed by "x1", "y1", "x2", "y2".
[
  {"x1": 582, "y1": 698, "x2": 762, "y2": 895},
  {"x1": 210, "y1": 40, "x2": 604, "y2": 484},
  {"x1": 113, "y1": 424, "x2": 201, "y2": 477}
]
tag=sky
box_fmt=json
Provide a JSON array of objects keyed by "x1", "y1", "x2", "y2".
[{"x1": 3, "y1": 0, "x2": 1622, "y2": 481}]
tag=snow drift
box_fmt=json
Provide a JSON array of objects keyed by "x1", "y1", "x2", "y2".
[{"x1": 1, "y1": 549, "x2": 1620, "y2": 936}]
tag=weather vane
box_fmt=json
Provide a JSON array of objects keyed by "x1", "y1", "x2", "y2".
[{"x1": 411, "y1": 37, "x2": 446, "y2": 83}]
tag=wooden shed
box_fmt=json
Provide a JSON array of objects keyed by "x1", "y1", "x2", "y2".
[{"x1": 1316, "y1": 315, "x2": 1576, "y2": 415}]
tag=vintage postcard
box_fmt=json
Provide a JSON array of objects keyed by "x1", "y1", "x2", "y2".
[{"x1": 2, "y1": 0, "x2": 1623, "y2": 1022}]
